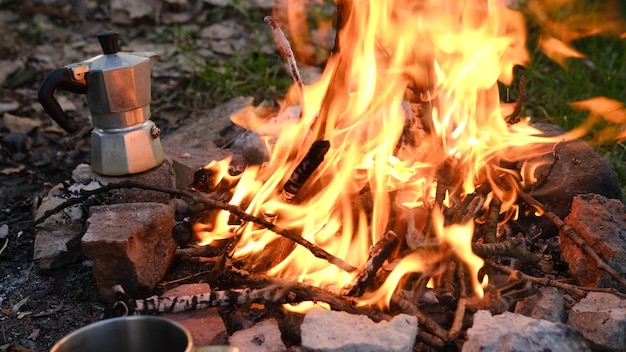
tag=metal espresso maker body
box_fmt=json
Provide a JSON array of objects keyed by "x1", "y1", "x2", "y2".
[{"x1": 38, "y1": 31, "x2": 164, "y2": 176}]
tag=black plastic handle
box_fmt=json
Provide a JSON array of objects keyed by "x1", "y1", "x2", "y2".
[{"x1": 38, "y1": 68, "x2": 88, "y2": 133}]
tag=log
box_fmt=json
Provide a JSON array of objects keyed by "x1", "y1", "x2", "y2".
[{"x1": 346, "y1": 230, "x2": 400, "y2": 297}]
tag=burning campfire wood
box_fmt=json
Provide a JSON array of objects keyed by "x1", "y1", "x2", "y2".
[{"x1": 35, "y1": 0, "x2": 626, "y2": 350}]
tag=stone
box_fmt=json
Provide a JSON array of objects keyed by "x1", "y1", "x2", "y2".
[
  {"x1": 229, "y1": 130, "x2": 268, "y2": 165},
  {"x1": 110, "y1": 0, "x2": 157, "y2": 25},
  {"x1": 165, "y1": 143, "x2": 233, "y2": 190},
  {"x1": 162, "y1": 96, "x2": 252, "y2": 189},
  {"x1": 0, "y1": 224, "x2": 8, "y2": 239},
  {"x1": 561, "y1": 194, "x2": 626, "y2": 289},
  {"x1": 463, "y1": 310, "x2": 590, "y2": 352},
  {"x1": 161, "y1": 284, "x2": 227, "y2": 347},
  {"x1": 160, "y1": 96, "x2": 252, "y2": 148},
  {"x1": 81, "y1": 202, "x2": 177, "y2": 301},
  {"x1": 71, "y1": 161, "x2": 175, "y2": 204},
  {"x1": 514, "y1": 287, "x2": 566, "y2": 323},
  {"x1": 204, "y1": 0, "x2": 277, "y2": 9},
  {"x1": 567, "y1": 292, "x2": 626, "y2": 351},
  {"x1": 33, "y1": 184, "x2": 87, "y2": 269},
  {"x1": 518, "y1": 123, "x2": 623, "y2": 237},
  {"x1": 300, "y1": 309, "x2": 417, "y2": 352},
  {"x1": 33, "y1": 161, "x2": 175, "y2": 269},
  {"x1": 229, "y1": 319, "x2": 286, "y2": 352}
]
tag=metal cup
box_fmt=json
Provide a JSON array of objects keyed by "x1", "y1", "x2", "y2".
[{"x1": 50, "y1": 316, "x2": 192, "y2": 352}]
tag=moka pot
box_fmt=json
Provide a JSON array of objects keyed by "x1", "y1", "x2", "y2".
[{"x1": 38, "y1": 31, "x2": 165, "y2": 176}]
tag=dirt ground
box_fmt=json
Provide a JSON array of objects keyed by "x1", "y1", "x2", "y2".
[{"x1": 0, "y1": 1, "x2": 289, "y2": 350}]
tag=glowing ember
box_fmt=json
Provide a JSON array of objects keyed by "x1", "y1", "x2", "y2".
[{"x1": 192, "y1": 0, "x2": 621, "y2": 307}]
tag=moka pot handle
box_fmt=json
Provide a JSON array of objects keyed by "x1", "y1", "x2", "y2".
[{"x1": 38, "y1": 67, "x2": 88, "y2": 133}]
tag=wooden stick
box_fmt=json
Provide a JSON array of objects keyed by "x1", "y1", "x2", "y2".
[
  {"x1": 482, "y1": 197, "x2": 502, "y2": 243},
  {"x1": 390, "y1": 294, "x2": 448, "y2": 345},
  {"x1": 264, "y1": 16, "x2": 305, "y2": 113},
  {"x1": 34, "y1": 180, "x2": 357, "y2": 273},
  {"x1": 485, "y1": 260, "x2": 626, "y2": 299},
  {"x1": 281, "y1": 140, "x2": 331, "y2": 202},
  {"x1": 505, "y1": 75, "x2": 526, "y2": 125},
  {"x1": 232, "y1": 273, "x2": 390, "y2": 323},
  {"x1": 448, "y1": 263, "x2": 468, "y2": 340},
  {"x1": 519, "y1": 191, "x2": 626, "y2": 290},
  {"x1": 346, "y1": 230, "x2": 400, "y2": 297},
  {"x1": 439, "y1": 260, "x2": 457, "y2": 304},
  {"x1": 471, "y1": 238, "x2": 541, "y2": 266},
  {"x1": 111, "y1": 284, "x2": 289, "y2": 316}
]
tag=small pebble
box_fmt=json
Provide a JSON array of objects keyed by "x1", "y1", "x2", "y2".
[
  {"x1": 0, "y1": 224, "x2": 9, "y2": 239},
  {"x1": 1, "y1": 132, "x2": 27, "y2": 152}
]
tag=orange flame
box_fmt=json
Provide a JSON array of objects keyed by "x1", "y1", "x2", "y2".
[{"x1": 194, "y1": 0, "x2": 589, "y2": 306}]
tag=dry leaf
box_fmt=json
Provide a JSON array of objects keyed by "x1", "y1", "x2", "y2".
[
  {"x1": 27, "y1": 329, "x2": 39, "y2": 340},
  {"x1": 539, "y1": 35, "x2": 585, "y2": 67},
  {"x1": 0, "y1": 164, "x2": 26, "y2": 175},
  {"x1": 2, "y1": 113, "x2": 42, "y2": 134},
  {"x1": 569, "y1": 97, "x2": 626, "y2": 124}
]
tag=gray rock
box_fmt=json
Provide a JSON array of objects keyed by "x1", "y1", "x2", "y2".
[
  {"x1": 567, "y1": 292, "x2": 626, "y2": 351},
  {"x1": 518, "y1": 123, "x2": 623, "y2": 237},
  {"x1": 514, "y1": 287, "x2": 566, "y2": 323},
  {"x1": 33, "y1": 184, "x2": 87, "y2": 269},
  {"x1": 110, "y1": 0, "x2": 156, "y2": 25},
  {"x1": 229, "y1": 319, "x2": 286, "y2": 352},
  {"x1": 71, "y1": 161, "x2": 175, "y2": 204},
  {"x1": 229, "y1": 130, "x2": 268, "y2": 164},
  {"x1": 162, "y1": 96, "x2": 253, "y2": 151},
  {"x1": 463, "y1": 310, "x2": 590, "y2": 352},
  {"x1": 561, "y1": 194, "x2": 626, "y2": 289},
  {"x1": 204, "y1": 0, "x2": 277, "y2": 8},
  {"x1": 300, "y1": 310, "x2": 417, "y2": 352}
]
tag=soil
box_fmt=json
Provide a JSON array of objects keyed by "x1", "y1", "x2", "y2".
[{"x1": 0, "y1": 1, "x2": 290, "y2": 350}]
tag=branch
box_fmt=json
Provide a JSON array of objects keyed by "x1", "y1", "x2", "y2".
[
  {"x1": 448, "y1": 260, "x2": 469, "y2": 341},
  {"x1": 34, "y1": 180, "x2": 357, "y2": 273},
  {"x1": 519, "y1": 191, "x2": 626, "y2": 291},
  {"x1": 264, "y1": 16, "x2": 305, "y2": 113},
  {"x1": 232, "y1": 273, "x2": 389, "y2": 322},
  {"x1": 505, "y1": 75, "x2": 526, "y2": 125},
  {"x1": 485, "y1": 260, "x2": 626, "y2": 299},
  {"x1": 472, "y1": 238, "x2": 541, "y2": 266},
  {"x1": 346, "y1": 230, "x2": 400, "y2": 297},
  {"x1": 390, "y1": 294, "x2": 447, "y2": 347}
]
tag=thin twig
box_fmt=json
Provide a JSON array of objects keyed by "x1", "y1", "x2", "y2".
[
  {"x1": 482, "y1": 197, "x2": 502, "y2": 243},
  {"x1": 485, "y1": 260, "x2": 626, "y2": 299},
  {"x1": 390, "y1": 294, "x2": 448, "y2": 345},
  {"x1": 346, "y1": 230, "x2": 400, "y2": 297},
  {"x1": 157, "y1": 271, "x2": 212, "y2": 289},
  {"x1": 448, "y1": 262, "x2": 468, "y2": 340},
  {"x1": 519, "y1": 190, "x2": 626, "y2": 291},
  {"x1": 0, "y1": 239, "x2": 8, "y2": 256},
  {"x1": 472, "y1": 238, "x2": 540, "y2": 266},
  {"x1": 231, "y1": 273, "x2": 389, "y2": 322},
  {"x1": 505, "y1": 75, "x2": 525, "y2": 125},
  {"x1": 264, "y1": 16, "x2": 305, "y2": 113},
  {"x1": 34, "y1": 180, "x2": 357, "y2": 273}
]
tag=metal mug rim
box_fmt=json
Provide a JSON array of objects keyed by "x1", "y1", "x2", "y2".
[{"x1": 50, "y1": 315, "x2": 193, "y2": 352}]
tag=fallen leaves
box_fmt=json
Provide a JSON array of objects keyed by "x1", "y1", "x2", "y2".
[{"x1": 569, "y1": 97, "x2": 626, "y2": 143}]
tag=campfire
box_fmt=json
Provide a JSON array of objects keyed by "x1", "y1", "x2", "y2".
[{"x1": 36, "y1": 0, "x2": 626, "y2": 351}]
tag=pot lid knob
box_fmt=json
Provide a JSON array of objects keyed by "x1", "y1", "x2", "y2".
[{"x1": 97, "y1": 31, "x2": 120, "y2": 55}]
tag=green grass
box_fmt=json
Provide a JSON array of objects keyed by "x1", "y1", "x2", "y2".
[{"x1": 153, "y1": 7, "x2": 293, "y2": 112}]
